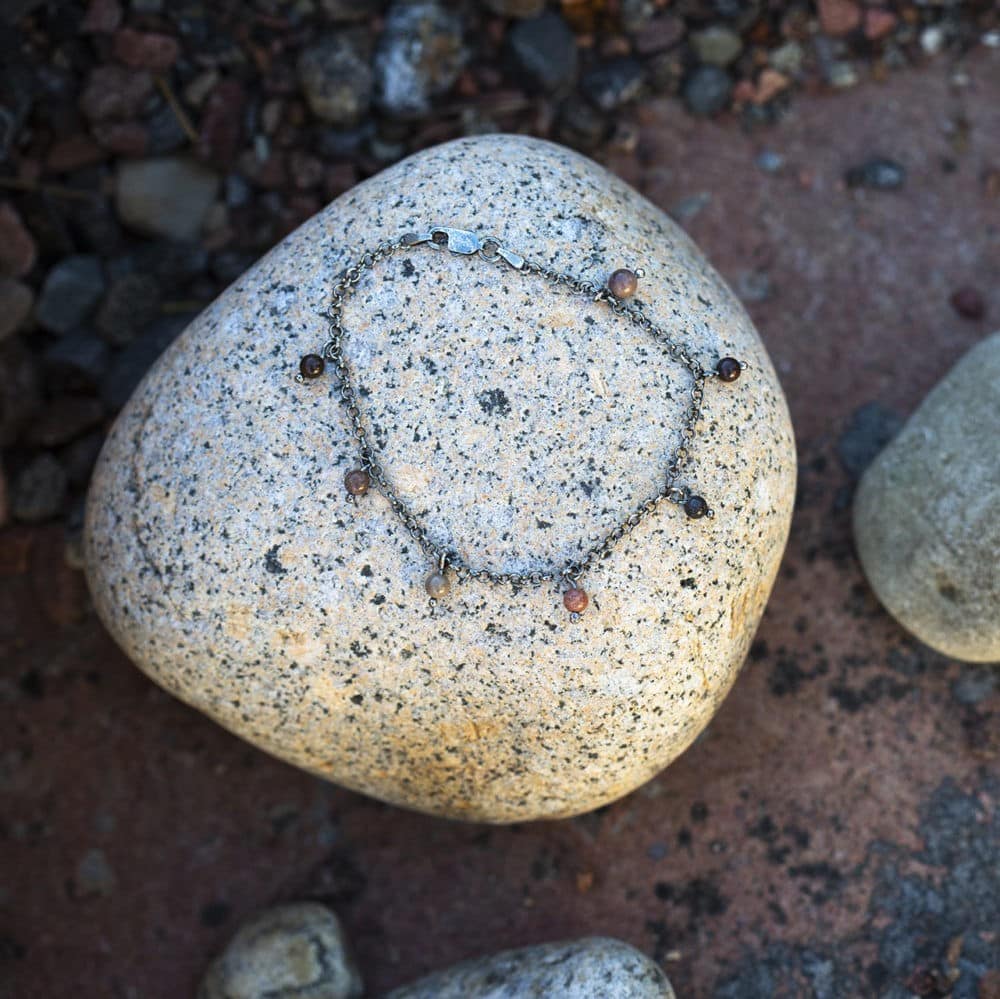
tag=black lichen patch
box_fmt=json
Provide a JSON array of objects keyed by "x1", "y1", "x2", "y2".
[{"x1": 654, "y1": 876, "x2": 729, "y2": 931}]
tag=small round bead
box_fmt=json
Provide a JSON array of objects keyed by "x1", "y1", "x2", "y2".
[
  {"x1": 716, "y1": 357, "x2": 742, "y2": 382},
  {"x1": 344, "y1": 469, "x2": 371, "y2": 496},
  {"x1": 299, "y1": 353, "x2": 325, "y2": 379},
  {"x1": 684, "y1": 494, "x2": 709, "y2": 519},
  {"x1": 563, "y1": 587, "x2": 588, "y2": 613},
  {"x1": 425, "y1": 570, "x2": 450, "y2": 600},
  {"x1": 608, "y1": 268, "x2": 638, "y2": 299}
]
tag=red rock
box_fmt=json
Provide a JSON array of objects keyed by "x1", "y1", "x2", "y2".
[
  {"x1": 0, "y1": 203, "x2": 37, "y2": 278},
  {"x1": 633, "y1": 14, "x2": 685, "y2": 55},
  {"x1": 863, "y1": 8, "x2": 897, "y2": 41},
  {"x1": 753, "y1": 69, "x2": 790, "y2": 104},
  {"x1": 81, "y1": 0, "x2": 122, "y2": 33},
  {"x1": 45, "y1": 135, "x2": 108, "y2": 173},
  {"x1": 79, "y1": 65, "x2": 153, "y2": 122},
  {"x1": 30, "y1": 526, "x2": 90, "y2": 628},
  {"x1": 949, "y1": 285, "x2": 986, "y2": 320},
  {"x1": 113, "y1": 28, "x2": 180, "y2": 73},
  {"x1": 732, "y1": 79, "x2": 757, "y2": 105},
  {"x1": 818, "y1": 0, "x2": 861, "y2": 37},
  {"x1": 91, "y1": 120, "x2": 149, "y2": 157},
  {"x1": 197, "y1": 79, "x2": 246, "y2": 168}
]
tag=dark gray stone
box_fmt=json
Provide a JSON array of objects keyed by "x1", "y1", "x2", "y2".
[
  {"x1": 505, "y1": 11, "x2": 578, "y2": 95},
  {"x1": 484, "y1": 0, "x2": 545, "y2": 17},
  {"x1": 298, "y1": 30, "x2": 373, "y2": 127},
  {"x1": 11, "y1": 453, "x2": 68, "y2": 523},
  {"x1": 44, "y1": 332, "x2": 111, "y2": 393},
  {"x1": 373, "y1": 2, "x2": 467, "y2": 119},
  {"x1": 0, "y1": 339, "x2": 42, "y2": 447},
  {"x1": 581, "y1": 57, "x2": 645, "y2": 111},
  {"x1": 845, "y1": 158, "x2": 906, "y2": 191},
  {"x1": 950, "y1": 667, "x2": 998, "y2": 706},
  {"x1": 96, "y1": 272, "x2": 162, "y2": 347},
  {"x1": 556, "y1": 96, "x2": 608, "y2": 152},
  {"x1": 682, "y1": 65, "x2": 733, "y2": 116},
  {"x1": 35, "y1": 255, "x2": 106, "y2": 335}
]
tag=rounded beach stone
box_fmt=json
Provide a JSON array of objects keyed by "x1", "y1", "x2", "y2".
[
  {"x1": 385, "y1": 937, "x2": 676, "y2": 998},
  {"x1": 854, "y1": 332, "x2": 1000, "y2": 663},
  {"x1": 84, "y1": 135, "x2": 795, "y2": 822},
  {"x1": 198, "y1": 902, "x2": 362, "y2": 999}
]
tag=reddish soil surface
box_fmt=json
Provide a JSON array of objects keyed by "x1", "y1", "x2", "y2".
[{"x1": 3, "y1": 51, "x2": 999, "y2": 999}]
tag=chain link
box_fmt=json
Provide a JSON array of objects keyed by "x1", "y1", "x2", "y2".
[{"x1": 313, "y1": 229, "x2": 718, "y2": 589}]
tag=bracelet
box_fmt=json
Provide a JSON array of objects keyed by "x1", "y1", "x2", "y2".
[{"x1": 297, "y1": 226, "x2": 744, "y2": 619}]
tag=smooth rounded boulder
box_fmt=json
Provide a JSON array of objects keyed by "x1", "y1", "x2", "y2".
[
  {"x1": 854, "y1": 332, "x2": 1000, "y2": 663},
  {"x1": 84, "y1": 135, "x2": 796, "y2": 822}
]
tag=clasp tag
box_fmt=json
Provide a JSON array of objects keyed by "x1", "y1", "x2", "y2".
[{"x1": 429, "y1": 226, "x2": 481, "y2": 254}]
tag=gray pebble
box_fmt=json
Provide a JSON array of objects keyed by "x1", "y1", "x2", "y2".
[
  {"x1": 386, "y1": 938, "x2": 676, "y2": 999},
  {"x1": 298, "y1": 31, "x2": 373, "y2": 127},
  {"x1": 96, "y1": 272, "x2": 162, "y2": 347},
  {"x1": 35, "y1": 255, "x2": 106, "y2": 335},
  {"x1": 44, "y1": 331, "x2": 111, "y2": 393},
  {"x1": 580, "y1": 57, "x2": 645, "y2": 111},
  {"x1": 72, "y1": 847, "x2": 117, "y2": 898},
  {"x1": 682, "y1": 64, "x2": 733, "y2": 116},
  {"x1": 556, "y1": 95, "x2": 608, "y2": 151},
  {"x1": 199, "y1": 902, "x2": 362, "y2": 999},
  {"x1": 0, "y1": 339, "x2": 41, "y2": 447},
  {"x1": 505, "y1": 10, "x2": 578, "y2": 95},
  {"x1": 115, "y1": 157, "x2": 220, "y2": 241},
  {"x1": 951, "y1": 667, "x2": 998, "y2": 706},
  {"x1": 11, "y1": 452, "x2": 68, "y2": 523},
  {"x1": 690, "y1": 26, "x2": 744, "y2": 67},
  {"x1": 845, "y1": 157, "x2": 906, "y2": 191},
  {"x1": 373, "y1": 2, "x2": 467, "y2": 119},
  {"x1": 854, "y1": 332, "x2": 1000, "y2": 662}
]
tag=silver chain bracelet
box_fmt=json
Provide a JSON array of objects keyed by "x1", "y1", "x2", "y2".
[{"x1": 297, "y1": 226, "x2": 744, "y2": 619}]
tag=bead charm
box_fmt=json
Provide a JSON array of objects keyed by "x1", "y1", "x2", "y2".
[
  {"x1": 344, "y1": 468, "x2": 371, "y2": 496},
  {"x1": 298, "y1": 225, "x2": 746, "y2": 615},
  {"x1": 299, "y1": 353, "x2": 325, "y2": 379},
  {"x1": 716, "y1": 357, "x2": 742, "y2": 382},
  {"x1": 684, "y1": 494, "x2": 710, "y2": 519},
  {"x1": 608, "y1": 268, "x2": 638, "y2": 299},
  {"x1": 425, "y1": 569, "x2": 450, "y2": 600}
]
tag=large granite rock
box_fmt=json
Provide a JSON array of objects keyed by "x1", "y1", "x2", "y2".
[
  {"x1": 84, "y1": 135, "x2": 795, "y2": 822},
  {"x1": 385, "y1": 937, "x2": 675, "y2": 998},
  {"x1": 854, "y1": 333, "x2": 1000, "y2": 663}
]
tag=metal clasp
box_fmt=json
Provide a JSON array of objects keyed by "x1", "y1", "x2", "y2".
[
  {"x1": 404, "y1": 227, "x2": 525, "y2": 269},
  {"x1": 429, "y1": 226, "x2": 481, "y2": 255}
]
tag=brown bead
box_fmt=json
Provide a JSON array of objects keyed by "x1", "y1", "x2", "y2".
[
  {"x1": 344, "y1": 468, "x2": 371, "y2": 495},
  {"x1": 716, "y1": 357, "x2": 742, "y2": 382},
  {"x1": 563, "y1": 587, "x2": 588, "y2": 613},
  {"x1": 425, "y1": 570, "x2": 450, "y2": 599},
  {"x1": 608, "y1": 268, "x2": 638, "y2": 299},
  {"x1": 684, "y1": 494, "x2": 709, "y2": 519},
  {"x1": 299, "y1": 353, "x2": 325, "y2": 379}
]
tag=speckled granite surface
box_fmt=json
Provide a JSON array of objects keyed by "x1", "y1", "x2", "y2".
[
  {"x1": 83, "y1": 135, "x2": 795, "y2": 822},
  {"x1": 385, "y1": 938, "x2": 676, "y2": 998}
]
